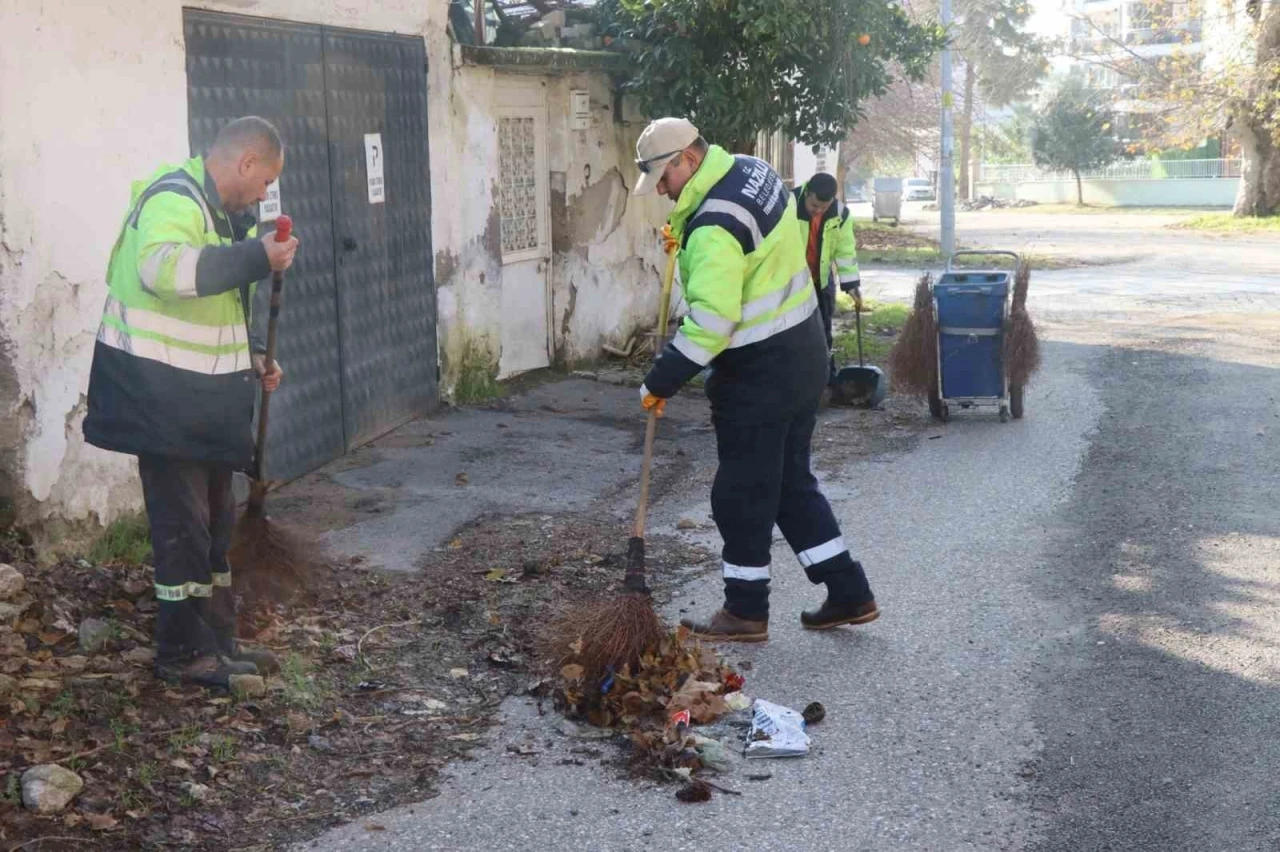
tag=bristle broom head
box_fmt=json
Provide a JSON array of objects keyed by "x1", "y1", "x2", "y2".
[
  {"x1": 887, "y1": 273, "x2": 939, "y2": 398},
  {"x1": 1005, "y1": 261, "x2": 1040, "y2": 387},
  {"x1": 540, "y1": 593, "x2": 664, "y2": 686},
  {"x1": 229, "y1": 512, "x2": 323, "y2": 612}
]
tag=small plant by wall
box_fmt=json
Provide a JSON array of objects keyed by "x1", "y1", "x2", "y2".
[
  {"x1": 87, "y1": 513, "x2": 153, "y2": 566},
  {"x1": 451, "y1": 339, "x2": 504, "y2": 405}
]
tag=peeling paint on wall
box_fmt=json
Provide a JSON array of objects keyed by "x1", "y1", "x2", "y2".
[
  {"x1": 567, "y1": 167, "x2": 628, "y2": 247},
  {"x1": 555, "y1": 281, "x2": 579, "y2": 367},
  {"x1": 0, "y1": 1, "x2": 667, "y2": 530}
]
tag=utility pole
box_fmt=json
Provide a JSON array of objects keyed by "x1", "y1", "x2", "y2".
[{"x1": 939, "y1": 0, "x2": 956, "y2": 257}]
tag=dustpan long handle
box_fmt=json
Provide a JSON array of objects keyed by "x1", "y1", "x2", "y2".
[
  {"x1": 632, "y1": 247, "x2": 680, "y2": 540},
  {"x1": 855, "y1": 302, "x2": 866, "y2": 367}
]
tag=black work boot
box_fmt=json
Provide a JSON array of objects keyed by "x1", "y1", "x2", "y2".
[
  {"x1": 155, "y1": 654, "x2": 259, "y2": 688},
  {"x1": 210, "y1": 588, "x2": 281, "y2": 674},
  {"x1": 801, "y1": 597, "x2": 880, "y2": 630},
  {"x1": 681, "y1": 608, "x2": 769, "y2": 642},
  {"x1": 221, "y1": 643, "x2": 281, "y2": 674},
  {"x1": 801, "y1": 561, "x2": 880, "y2": 629}
]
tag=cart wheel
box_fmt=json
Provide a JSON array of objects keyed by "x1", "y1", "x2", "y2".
[
  {"x1": 999, "y1": 405, "x2": 1010, "y2": 423},
  {"x1": 1010, "y1": 385, "x2": 1024, "y2": 419},
  {"x1": 928, "y1": 388, "x2": 944, "y2": 421}
]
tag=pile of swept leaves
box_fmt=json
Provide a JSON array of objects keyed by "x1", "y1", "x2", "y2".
[{"x1": 552, "y1": 626, "x2": 748, "y2": 798}]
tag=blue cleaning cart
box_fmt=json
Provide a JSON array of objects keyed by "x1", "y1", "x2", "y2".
[{"x1": 929, "y1": 250, "x2": 1023, "y2": 424}]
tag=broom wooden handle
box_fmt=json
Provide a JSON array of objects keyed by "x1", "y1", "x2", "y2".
[
  {"x1": 632, "y1": 246, "x2": 680, "y2": 540},
  {"x1": 252, "y1": 215, "x2": 293, "y2": 485}
]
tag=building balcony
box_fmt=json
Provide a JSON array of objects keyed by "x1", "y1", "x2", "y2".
[{"x1": 1123, "y1": 24, "x2": 1201, "y2": 46}]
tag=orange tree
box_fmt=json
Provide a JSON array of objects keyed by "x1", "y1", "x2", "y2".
[{"x1": 599, "y1": 0, "x2": 946, "y2": 153}]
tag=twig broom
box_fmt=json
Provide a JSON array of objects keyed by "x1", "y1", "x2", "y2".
[
  {"x1": 1004, "y1": 260, "x2": 1040, "y2": 388},
  {"x1": 542, "y1": 247, "x2": 679, "y2": 683},
  {"x1": 887, "y1": 272, "x2": 939, "y2": 398},
  {"x1": 229, "y1": 215, "x2": 321, "y2": 607}
]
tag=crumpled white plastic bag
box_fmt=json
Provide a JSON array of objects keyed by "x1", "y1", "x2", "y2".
[{"x1": 744, "y1": 698, "x2": 811, "y2": 759}]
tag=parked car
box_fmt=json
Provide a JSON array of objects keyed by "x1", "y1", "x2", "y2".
[{"x1": 904, "y1": 177, "x2": 936, "y2": 201}]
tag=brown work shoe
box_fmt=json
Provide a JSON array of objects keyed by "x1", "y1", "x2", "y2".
[
  {"x1": 801, "y1": 597, "x2": 880, "y2": 630},
  {"x1": 155, "y1": 654, "x2": 259, "y2": 689},
  {"x1": 680, "y1": 608, "x2": 769, "y2": 642}
]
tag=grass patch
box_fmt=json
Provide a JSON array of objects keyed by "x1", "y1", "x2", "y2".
[
  {"x1": 833, "y1": 301, "x2": 909, "y2": 365},
  {"x1": 89, "y1": 513, "x2": 152, "y2": 565},
  {"x1": 852, "y1": 218, "x2": 909, "y2": 235},
  {"x1": 851, "y1": 218, "x2": 1084, "y2": 269},
  {"x1": 1172, "y1": 212, "x2": 1280, "y2": 233},
  {"x1": 981, "y1": 204, "x2": 1216, "y2": 216},
  {"x1": 136, "y1": 761, "x2": 156, "y2": 786},
  {"x1": 212, "y1": 736, "x2": 237, "y2": 763},
  {"x1": 50, "y1": 689, "x2": 75, "y2": 719},
  {"x1": 2, "y1": 773, "x2": 19, "y2": 807},
  {"x1": 168, "y1": 724, "x2": 202, "y2": 753},
  {"x1": 279, "y1": 653, "x2": 328, "y2": 710},
  {"x1": 453, "y1": 340, "x2": 504, "y2": 405},
  {"x1": 860, "y1": 246, "x2": 1079, "y2": 270}
]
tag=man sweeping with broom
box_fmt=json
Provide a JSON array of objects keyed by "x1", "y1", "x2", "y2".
[
  {"x1": 633, "y1": 118, "x2": 880, "y2": 640},
  {"x1": 84, "y1": 116, "x2": 298, "y2": 689}
]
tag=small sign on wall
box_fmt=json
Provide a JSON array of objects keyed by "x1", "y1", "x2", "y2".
[
  {"x1": 569, "y1": 90, "x2": 590, "y2": 131},
  {"x1": 364, "y1": 133, "x2": 386, "y2": 204},
  {"x1": 259, "y1": 180, "x2": 282, "y2": 222}
]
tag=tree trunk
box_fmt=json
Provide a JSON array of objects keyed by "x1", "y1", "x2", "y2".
[
  {"x1": 1232, "y1": 117, "x2": 1280, "y2": 216},
  {"x1": 1074, "y1": 168, "x2": 1084, "y2": 206},
  {"x1": 958, "y1": 63, "x2": 977, "y2": 202},
  {"x1": 1232, "y1": 9, "x2": 1280, "y2": 217}
]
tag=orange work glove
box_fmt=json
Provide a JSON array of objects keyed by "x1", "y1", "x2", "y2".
[
  {"x1": 660, "y1": 224, "x2": 678, "y2": 255},
  {"x1": 639, "y1": 384, "x2": 667, "y2": 418}
]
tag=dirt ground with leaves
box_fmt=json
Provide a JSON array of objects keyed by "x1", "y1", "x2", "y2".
[{"x1": 0, "y1": 510, "x2": 714, "y2": 851}]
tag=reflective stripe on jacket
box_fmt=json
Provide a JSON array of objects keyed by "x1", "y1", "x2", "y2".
[
  {"x1": 84, "y1": 156, "x2": 272, "y2": 466},
  {"x1": 643, "y1": 146, "x2": 829, "y2": 422}
]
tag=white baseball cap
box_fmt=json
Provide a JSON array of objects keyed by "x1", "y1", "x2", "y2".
[{"x1": 633, "y1": 117, "x2": 700, "y2": 196}]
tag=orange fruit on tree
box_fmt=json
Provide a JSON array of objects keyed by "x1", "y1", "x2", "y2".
[{"x1": 858, "y1": 33, "x2": 871, "y2": 45}]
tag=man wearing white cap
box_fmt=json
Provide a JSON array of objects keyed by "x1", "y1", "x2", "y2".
[{"x1": 634, "y1": 117, "x2": 880, "y2": 640}]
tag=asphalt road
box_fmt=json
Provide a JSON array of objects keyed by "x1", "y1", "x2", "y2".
[{"x1": 299, "y1": 219, "x2": 1280, "y2": 851}]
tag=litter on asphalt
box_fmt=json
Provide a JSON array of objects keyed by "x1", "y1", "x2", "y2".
[{"x1": 744, "y1": 699, "x2": 811, "y2": 759}]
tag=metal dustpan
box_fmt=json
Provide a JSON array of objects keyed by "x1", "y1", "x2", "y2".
[{"x1": 831, "y1": 303, "x2": 886, "y2": 408}]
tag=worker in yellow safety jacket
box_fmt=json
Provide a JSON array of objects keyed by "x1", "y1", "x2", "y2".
[
  {"x1": 794, "y1": 172, "x2": 861, "y2": 386},
  {"x1": 83, "y1": 117, "x2": 299, "y2": 690},
  {"x1": 632, "y1": 118, "x2": 880, "y2": 641}
]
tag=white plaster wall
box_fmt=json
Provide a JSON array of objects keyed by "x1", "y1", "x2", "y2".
[
  {"x1": 0, "y1": 0, "x2": 665, "y2": 529},
  {"x1": 545, "y1": 75, "x2": 668, "y2": 364},
  {"x1": 0, "y1": 0, "x2": 447, "y2": 529},
  {"x1": 792, "y1": 142, "x2": 839, "y2": 189},
  {"x1": 429, "y1": 62, "x2": 505, "y2": 380}
]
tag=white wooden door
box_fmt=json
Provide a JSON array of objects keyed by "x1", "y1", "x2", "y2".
[{"x1": 495, "y1": 86, "x2": 551, "y2": 378}]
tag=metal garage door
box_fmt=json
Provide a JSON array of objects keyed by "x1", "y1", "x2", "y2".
[{"x1": 183, "y1": 9, "x2": 437, "y2": 482}]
